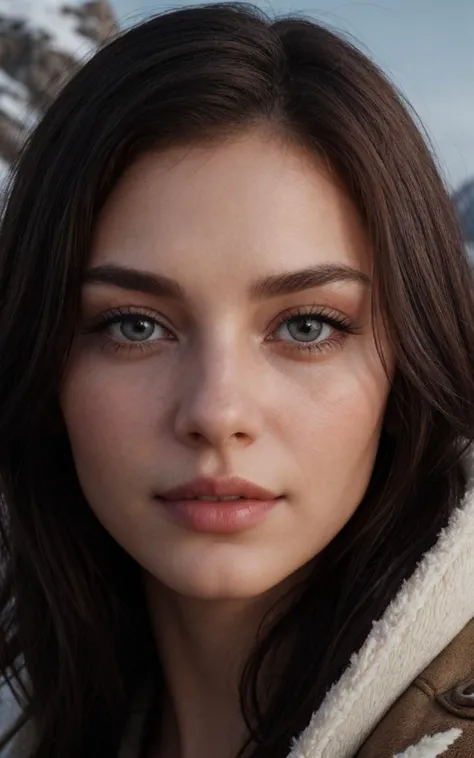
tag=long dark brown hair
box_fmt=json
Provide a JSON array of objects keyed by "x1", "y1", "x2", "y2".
[{"x1": 1, "y1": 4, "x2": 473, "y2": 757}]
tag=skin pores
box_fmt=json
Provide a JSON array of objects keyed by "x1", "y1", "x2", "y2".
[{"x1": 60, "y1": 131, "x2": 393, "y2": 601}]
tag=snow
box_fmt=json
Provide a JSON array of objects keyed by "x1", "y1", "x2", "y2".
[
  {"x1": 0, "y1": 0, "x2": 103, "y2": 192},
  {"x1": 0, "y1": 0, "x2": 98, "y2": 61},
  {"x1": 0, "y1": 154, "x2": 9, "y2": 176},
  {"x1": 0, "y1": 70, "x2": 27, "y2": 99},
  {"x1": 0, "y1": 154, "x2": 10, "y2": 197},
  {"x1": 0, "y1": 70, "x2": 38, "y2": 128}
]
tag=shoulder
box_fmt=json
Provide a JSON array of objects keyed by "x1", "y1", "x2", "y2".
[{"x1": 358, "y1": 617, "x2": 474, "y2": 757}]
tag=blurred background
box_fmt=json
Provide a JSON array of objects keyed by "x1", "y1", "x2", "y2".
[{"x1": 0, "y1": 0, "x2": 472, "y2": 254}]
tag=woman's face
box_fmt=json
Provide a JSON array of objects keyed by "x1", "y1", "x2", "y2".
[{"x1": 61, "y1": 131, "x2": 393, "y2": 600}]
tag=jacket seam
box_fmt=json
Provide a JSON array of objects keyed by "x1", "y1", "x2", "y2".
[{"x1": 414, "y1": 676, "x2": 436, "y2": 699}]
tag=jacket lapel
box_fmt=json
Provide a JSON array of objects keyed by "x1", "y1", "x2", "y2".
[{"x1": 288, "y1": 451, "x2": 474, "y2": 758}]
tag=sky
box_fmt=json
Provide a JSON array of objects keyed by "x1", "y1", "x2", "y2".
[{"x1": 110, "y1": 0, "x2": 474, "y2": 192}]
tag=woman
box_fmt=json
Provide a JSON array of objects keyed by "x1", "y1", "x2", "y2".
[{"x1": 0, "y1": 3, "x2": 473, "y2": 757}]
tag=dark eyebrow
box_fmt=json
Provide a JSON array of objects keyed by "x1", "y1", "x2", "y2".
[
  {"x1": 250, "y1": 264, "x2": 371, "y2": 297},
  {"x1": 83, "y1": 265, "x2": 186, "y2": 299},
  {"x1": 83, "y1": 263, "x2": 370, "y2": 300}
]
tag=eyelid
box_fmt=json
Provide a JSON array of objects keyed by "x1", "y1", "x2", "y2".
[
  {"x1": 267, "y1": 305, "x2": 353, "y2": 335},
  {"x1": 265, "y1": 304, "x2": 358, "y2": 356},
  {"x1": 83, "y1": 305, "x2": 174, "y2": 335}
]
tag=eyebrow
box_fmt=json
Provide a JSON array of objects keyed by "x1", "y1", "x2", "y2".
[{"x1": 83, "y1": 262, "x2": 371, "y2": 300}]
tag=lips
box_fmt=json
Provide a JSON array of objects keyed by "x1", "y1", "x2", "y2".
[
  {"x1": 159, "y1": 476, "x2": 280, "y2": 502},
  {"x1": 156, "y1": 476, "x2": 282, "y2": 533}
]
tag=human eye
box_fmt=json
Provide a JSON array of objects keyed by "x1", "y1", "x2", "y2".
[
  {"x1": 268, "y1": 306, "x2": 357, "y2": 355},
  {"x1": 83, "y1": 307, "x2": 175, "y2": 352}
]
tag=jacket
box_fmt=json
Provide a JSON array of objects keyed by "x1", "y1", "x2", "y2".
[{"x1": 2, "y1": 451, "x2": 474, "y2": 757}]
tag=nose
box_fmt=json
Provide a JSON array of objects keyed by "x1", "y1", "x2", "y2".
[{"x1": 173, "y1": 342, "x2": 262, "y2": 451}]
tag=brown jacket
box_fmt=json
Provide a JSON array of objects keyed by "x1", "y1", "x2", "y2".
[{"x1": 359, "y1": 617, "x2": 474, "y2": 757}]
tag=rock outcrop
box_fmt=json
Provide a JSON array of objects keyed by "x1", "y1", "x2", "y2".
[{"x1": 0, "y1": 0, "x2": 118, "y2": 180}]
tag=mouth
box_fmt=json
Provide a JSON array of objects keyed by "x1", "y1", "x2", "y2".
[
  {"x1": 155, "y1": 477, "x2": 282, "y2": 533},
  {"x1": 155, "y1": 476, "x2": 283, "y2": 533},
  {"x1": 163, "y1": 494, "x2": 264, "y2": 502},
  {"x1": 159, "y1": 475, "x2": 280, "y2": 502}
]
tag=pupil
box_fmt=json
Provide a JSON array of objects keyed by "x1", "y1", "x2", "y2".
[
  {"x1": 288, "y1": 316, "x2": 322, "y2": 342},
  {"x1": 121, "y1": 317, "x2": 154, "y2": 341}
]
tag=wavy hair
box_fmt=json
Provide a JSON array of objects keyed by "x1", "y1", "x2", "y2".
[{"x1": 0, "y1": 4, "x2": 474, "y2": 757}]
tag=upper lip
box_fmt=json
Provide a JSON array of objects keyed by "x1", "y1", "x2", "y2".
[{"x1": 159, "y1": 476, "x2": 280, "y2": 501}]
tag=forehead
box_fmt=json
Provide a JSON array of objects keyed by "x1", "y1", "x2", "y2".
[{"x1": 90, "y1": 132, "x2": 370, "y2": 281}]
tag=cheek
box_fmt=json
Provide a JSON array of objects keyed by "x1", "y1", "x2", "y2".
[
  {"x1": 277, "y1": 357, "x2": 390, "y2": 533},
  {"x1": 280, "y1": 344, "x2": 389, "y2": 449},
  {"x1": 60, "y1": 357, "x2": 166, "y2": 492},
  {"x1": 296, "y1": 379, "x2": 386, "y2": 452}
]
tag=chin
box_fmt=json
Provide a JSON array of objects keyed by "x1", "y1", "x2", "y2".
[{"x1": 145, "y1": 546, "x2": 293, "y2": 601}]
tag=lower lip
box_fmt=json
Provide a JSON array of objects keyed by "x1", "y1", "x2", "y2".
[{"x1": 157, "y1": 497, "x2": 280, "y2": 533}]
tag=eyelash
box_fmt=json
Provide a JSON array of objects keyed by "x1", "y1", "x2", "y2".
[
  {"x1": 270, "y1": 306, "x2": 356, "y2": 355},
  {"x1": 84, "y1": 305, "x2": 357, "y2": 357}
]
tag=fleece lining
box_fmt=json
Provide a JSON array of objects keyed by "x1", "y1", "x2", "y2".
[{"x1": 394, "y1": 729, "x2": 462, "y2": 758}]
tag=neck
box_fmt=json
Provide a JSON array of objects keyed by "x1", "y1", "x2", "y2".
[{"x1": 143, "y1": 574, "x2": 303, "y2": 758}]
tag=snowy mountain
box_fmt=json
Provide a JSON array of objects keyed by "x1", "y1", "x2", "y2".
[
  {"x1": 452, "y1": 178, "x2": 474, "y2": 263},
  {"x1": 453, "y1": 179, "x2": 474, "y2": 242},
  {"x1": 0, "y1": 0, "x2": 117, "y2": 185}
]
